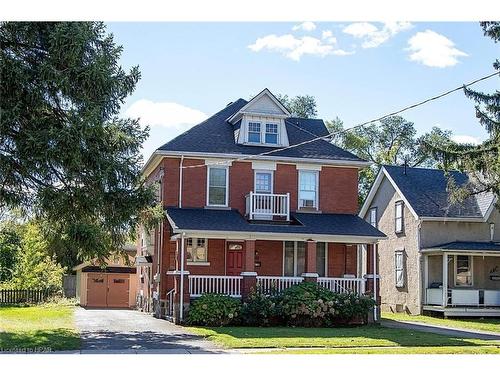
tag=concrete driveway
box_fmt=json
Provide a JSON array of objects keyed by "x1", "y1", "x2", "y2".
[{"x1": 74, "y1": 307, "x2": 223, "y2": 354}]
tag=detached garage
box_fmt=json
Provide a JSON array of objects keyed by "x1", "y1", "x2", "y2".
[{"x1": 73, "y1": 255, "x2": 137, "y2": 308}]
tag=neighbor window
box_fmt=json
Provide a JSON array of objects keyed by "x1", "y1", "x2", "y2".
[
  {"x1": 284, "y1": 241, "x2": 326, "y2": 277},
  {"x1": 207, "y1": 167, "x2": 228, "y2": 206},
  {"x1": 298, "y1": 170, "x2": 318, "y2": 209},
  {"x1": 455, "y1": 255, "x2": 473, "y2": 286},
  {"x1": 395, "y1": 201, "x2": 404, "y2": 233},
  {"x1": 369, "y1": 207, "x2": 377, "y2": 228},
  {"x1": 265, "y1": 123, "x2": 278, "y2": 144},
  {"x1": 395, "y1": 250, "x2": 405, "y2": 288},
  {"x1": 248, "y1": 122, "x2": 261, "y2": 143},
  {"x1": 186, "y1": 238, "x2": 208, "y2": 263}
]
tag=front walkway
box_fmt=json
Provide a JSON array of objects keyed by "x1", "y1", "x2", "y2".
[
  {"x1": 74, "y1": 307, "x2": 224, "y2": 354},
  {"x1": 381, "y1": 319, "x2": 500, "y2": 341}
]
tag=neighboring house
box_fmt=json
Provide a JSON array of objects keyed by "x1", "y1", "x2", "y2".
[
  {"x1": 73, "y1": 245, "x2": 137, "y2": 308},
  {"x1": 360, "y1": 165, "x2": 500, "y2": 317},
  {"x1": 137, "y1": 88, "x2": 386, "y2": 322}
]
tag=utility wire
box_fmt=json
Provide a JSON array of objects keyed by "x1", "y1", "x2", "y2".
[{"x1": 178, "y1": 71, "x2": 499, "y2": 170}]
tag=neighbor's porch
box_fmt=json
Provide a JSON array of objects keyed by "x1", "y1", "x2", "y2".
[{"x1": 422, "y1": 249, "x2": 500, "y2": 317}]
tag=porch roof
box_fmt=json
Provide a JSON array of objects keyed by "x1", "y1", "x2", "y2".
[
  {"x1": 165, "y1": 207, "x2": 386, "y2": 243},
  {"x1": 422, "y1": 241, "x2": 500, "y2": 254}
]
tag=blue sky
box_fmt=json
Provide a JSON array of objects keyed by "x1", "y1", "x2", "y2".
[{"x1": 106, "y1": 22, "x2": 499, "y2": 161}]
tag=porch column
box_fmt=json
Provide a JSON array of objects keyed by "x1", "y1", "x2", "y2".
[
  {"x1": 241, "y1": 239, "x2": 257, "y2": 300},
  {"x1": 423, "y1": 254, "x2": 429, "y2": 305},
  {"x1": 442, "y1": 253, "x2": 448, "y2": 307},
  {"x1": 302, "y1": 240, "x2": 318, "y2": 282},
  {"x1": 172, "y1": 236, "x2": 190, "y2": 323}
]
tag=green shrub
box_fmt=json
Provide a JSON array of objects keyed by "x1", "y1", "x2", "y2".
[
  {"x1": 241, "y1": 289, "x2": 281, "y2": 326},
  {"x1": 186, "y1": 293, "x2": 241, "y2": 326}
]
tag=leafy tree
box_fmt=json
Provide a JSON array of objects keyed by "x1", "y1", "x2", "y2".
[
  {"x1": 0, "y1": 226, "x2": 21, "y2": 282},
  {"x1": 4, "y1": 222, "x2": 65, "y2": 291},
  {"x1": 0, "y1": 22, "x2": 158, "y2": 264},
  {"x1": 327, "y1": 116, "x2": 453, "y2": 202},
  {"x1": 428, "y1": 22, "x2": 500, "y2": 201},
  {"x1": 276, "y1": 94, "x2": 318, "y2": 118}
]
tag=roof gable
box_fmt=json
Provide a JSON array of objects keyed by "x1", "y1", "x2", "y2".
[{"x1": 227, "y1": 88, "x2": 290, "y2": 123}]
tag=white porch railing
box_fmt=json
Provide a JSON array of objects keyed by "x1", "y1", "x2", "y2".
[
  {"x1": 317, "y1": 277, "x2": 365, "y2": 295},
  {"x1": 245, "y1": 191, "x2": 290, "y2": 221},
  {"x1": 188, "y1": 275, "x2": 243, "y2": 297},
  {"x1": 256, "y1": 276, "x2": 303, "y2": 293}
]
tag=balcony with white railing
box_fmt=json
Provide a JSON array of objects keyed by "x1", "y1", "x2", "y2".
[{"x1": 245, "y1": 191, "x2": 290, "y2": 221}]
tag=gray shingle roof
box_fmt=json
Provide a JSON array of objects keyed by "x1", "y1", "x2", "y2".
[
  {"x1": 166, "y1": 207, "x2": 386, "y2": 238},
  {"x1": 384, "y1": 165, "x2": 495, "y2": 219},
  {"x1": 158, "y1": 99, "x2": 365, "y2": 162},
  {"x1": 426, "y1": 241, "x2": 500, "y2": 252}
]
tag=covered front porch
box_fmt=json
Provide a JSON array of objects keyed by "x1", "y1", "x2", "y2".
[{"x1": 422, "y1": 242, "x2": 500, "y2": 317}]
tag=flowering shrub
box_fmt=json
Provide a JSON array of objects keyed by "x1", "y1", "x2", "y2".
[
  {"x1": 240, "y1": 289, "x2": 281, "y2": 326},
  {"x1": 186, "y1": 293, "x2": 241, "y2": 326}
]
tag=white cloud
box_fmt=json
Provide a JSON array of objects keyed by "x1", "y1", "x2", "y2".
[
  {"x1": 343, "y1": 22, "x2": 412, "y2": 48},
  {"x1": 321, "y1": 30, "x2": 337, "y2": 44},
  {"x1": 407, "y1": 30, "x2": 468, "y2": 68},
  {"x1": 125, "y1": 99, "x2": 207, "y2": 129},
  {"x1": 452, "y1": 135, "x2": 481, "y2": 145},
  {"x1": 248, "y1": 34, "x2": 352, "y2": 61},
  {"x1": 292, "y1": 21, "x2": 316, "y2": 32}
]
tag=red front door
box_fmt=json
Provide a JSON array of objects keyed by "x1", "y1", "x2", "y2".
[{"x1": 226, "y1": 242, "x2": 244, "y2": 276}]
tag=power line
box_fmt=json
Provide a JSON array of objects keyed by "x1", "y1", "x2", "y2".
[{"x1": 178, "y1": 71, "x2": 499, "y2": 170}]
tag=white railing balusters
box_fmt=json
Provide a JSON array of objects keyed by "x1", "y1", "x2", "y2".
[
  {"x1": 188, "y1": 275, "x2": 243, "y2": 297},
  {"x1": 317, "y1": 277, "x2": 365, "y2": 296},
  {"x1": 256, "y1": 276, "x2": 303, "y2": 293},
  {"x1": 245, "y1": 191, "x2": 290, "y2": 220}
]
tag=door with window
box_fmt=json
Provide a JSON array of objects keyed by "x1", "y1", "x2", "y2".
[
  {"x1": 254, "y1": 171, "x2": 273, "y2": 218},
  {"x1": 226, "y1": 243, "x2": 244, "y2": 276}
]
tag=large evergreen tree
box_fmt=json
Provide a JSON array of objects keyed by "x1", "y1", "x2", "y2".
[
  {"x1": 429, "y1": 22, "x2": 500, "y2": 200},
  {"x1": 0, "y1": 22, "x2": 157, "y2": 264}
]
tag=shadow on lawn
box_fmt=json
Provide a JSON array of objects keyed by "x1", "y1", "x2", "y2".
[
  {"x1": 0, "y1": 328, "x2": 80, "y2": 351},
  {"x1": 198, "y1": 325, "x2": 491, "y2": 348}
]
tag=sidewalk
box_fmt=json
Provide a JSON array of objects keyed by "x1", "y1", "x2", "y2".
[{"x1": 380, "y1": 319, "x2": 500, "y2": 341}]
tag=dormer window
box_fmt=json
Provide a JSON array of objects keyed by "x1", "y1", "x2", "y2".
[
  {"x1": 265, "y1": 123, "x2": 278, "y2": 144},
  {"x1": 248, "y1": 122, "x2": 261, "y2": 143}
]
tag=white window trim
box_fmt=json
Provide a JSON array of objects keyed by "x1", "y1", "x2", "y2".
[
  {"x1": 298, "y1": 170, "x2": 319, "y2": 210},
  {"x1": 395, "y1": 250, "x2": 405, "y2": 288},
  {"x1": 206, "y1": 166, "x2": 229, "y2": 207},
  {"x1": 254, "y1": 170, "x2": 274, "y2": 193},
  {"x1": 369, "y1": 207, "x2": 378, "y2": 229},
  {"x1": 247, "y1": 121, "x2": 262, "y2": 144},
  {"x1": 264, "y1": 122, "x2": 279, "y2": 145},
  {"x1": 186, "y1": 237, "x2": 209, "y2": 264},
  {"x1": 395, "y1": 201, "x2": 404, "y2": 233},
  {"x1": 282, "y1": 241, "x2": 327, "y2": 277},
  {"x1": 454, "y1": 255, "x2": 474, "y2": 287}
]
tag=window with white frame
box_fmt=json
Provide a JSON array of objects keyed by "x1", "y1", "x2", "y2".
[
  {"x1": 255, "y1": 171, "x2": 273, "y2": 193},
  {"x1": 207, "y1": 167, "x2": 228, "y2": 206},
  {"x1": 186, "y1": 238, "x2": 208, "y2": 263},
  {"x1": 395, "y1": 250, "x2": 405, "y2": 288},
  {"x1": 248, "y1": 122, "x2": 261, "y2": 143},
  {"x1": 369, "y1": 207, "x2": 377, "y2": 228},
  {"x1": 265, "y1": 123, "x2": 278, "y2": 144},
  {"x1": 395, "y1": 201, "x2": 404, "y2": 233},
  {"x1": 455, "y1": 255, "x2": 473, "y2": 286},
  {"x1": 284, "y1": 241, "x2": 326, "y2": 276},
  {"x1": 298, "y1": 170, "x2": 318, "y2": 209}
]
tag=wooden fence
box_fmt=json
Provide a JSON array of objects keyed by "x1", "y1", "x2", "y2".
[{"x1": 0, "y1": 289, "x2": 54, "y2": 304}]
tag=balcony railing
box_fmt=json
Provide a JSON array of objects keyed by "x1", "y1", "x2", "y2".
[
  {"x1": 245, "y1": 191, "x2": 290, "y2": 221},
  {"x1": 188, "y1": 275, "x2": 242, "y2": 297}
]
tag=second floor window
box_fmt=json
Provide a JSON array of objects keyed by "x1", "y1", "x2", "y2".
[
  {"x1": 395, "y1": 201, "x2": 404, "y2": 233},
  {"x1": 299, "y1": 170, "x2": 318, "y2": 209},
  {"x1": 248, "y1": 122, "x2": 261, "y2": 143},
  {"x1": 207, "y1": 167, "x2": 228, "y2": 206},
  {"x1": 369, "y1": 207, "x2": 377, "y2": 228},
  {"x1": 265, "y1": 123, "x2": 278, "y2": 144}
]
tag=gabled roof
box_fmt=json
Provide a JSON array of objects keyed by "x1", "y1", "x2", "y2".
[
  {"x1": 165, "y1": 207, "x2": 386, "y2": 243},
  {"x1": 360, "y1": 165, "x2": 496, "y2": 221},
  {"x1": 227, "y1": 88, "x2": 291, "y2": 123},
  {"x1": 155, "y1": 98, "x2": 366, "y2": 164}
]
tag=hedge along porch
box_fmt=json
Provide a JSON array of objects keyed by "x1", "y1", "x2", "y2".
[{"x1": 161, "y1": 207, "x2": 385, "y2": 323}]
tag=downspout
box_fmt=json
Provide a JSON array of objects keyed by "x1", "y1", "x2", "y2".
[
  {"x1": 417, "y1": 219, "x2": 423, "y2": 313},
  {"x1": 157, "y1": 169, "x2": 164, "y2": 317},
  {"x1": 178, "y1": 155, "x2": 184, "y2": 208},
  {"x1": 179, "y1": 231, "x2": 186, "y2": 322}
]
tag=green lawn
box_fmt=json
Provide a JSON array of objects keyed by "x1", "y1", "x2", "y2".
[
  {"x1": 265, "y1": 346, "x2": 500, "y2": 354},
  {"x1": 189, "y1": 326, "x2": 500, "y2": 354},
  {"x1": 382, "y1": 312, "x2": 500, "y2": 334},
  {"x1": 0, "y1": 301, "x2": 80, "y2": 352}
]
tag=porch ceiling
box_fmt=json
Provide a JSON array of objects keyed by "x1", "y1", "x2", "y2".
[{"x1": 165, "y1": 207, "x2": 386, "y2": 243}]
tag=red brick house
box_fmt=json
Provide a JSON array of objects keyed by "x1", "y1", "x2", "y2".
[{"x1": 136, "y1": 89, "x2": 385, "y2": 322}]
